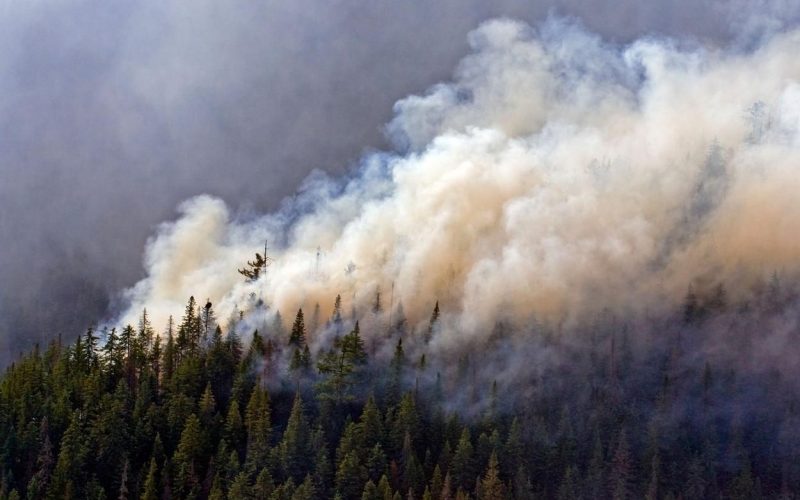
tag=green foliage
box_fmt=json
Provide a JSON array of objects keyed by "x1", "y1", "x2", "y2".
[
  {"x1": 238, "y1": 252, "x2": 270, "y2": 282},
  {"x1": 317, "y1": 323, "x2": 368, "y2": 404},
  {"x1": 1, "y1": 290, "x2": 798, "y2": 500}
]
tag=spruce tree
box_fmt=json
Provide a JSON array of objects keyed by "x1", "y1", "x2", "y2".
[
  {"x1": 244, "y1": 386, "x2": 271, "y2": 474},
  {"x1": 140, "y1": 457, "x2": 159, "y2": 500},
  {"x1": 289, "y1": 309, "x2": 306, "y2": 348},
  {"x1": 281, "y1": 394, "x2": 311, "y2": 482},
  {"x1": 174, "y1": 414, "x2": 203, "y2": 499}
]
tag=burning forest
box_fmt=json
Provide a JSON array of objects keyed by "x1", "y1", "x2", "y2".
[{"x1": 5, "y1": 10, "x2": 800, "y2": 500}]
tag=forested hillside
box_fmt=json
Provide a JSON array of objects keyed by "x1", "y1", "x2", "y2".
[{"x1": 3, "y1": 279, "x2": 800, "y2": 499}]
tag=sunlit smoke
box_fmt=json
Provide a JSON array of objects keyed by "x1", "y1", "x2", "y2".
[{"x1": 119, "y1": 17, "x2": 800, "y2": 394}]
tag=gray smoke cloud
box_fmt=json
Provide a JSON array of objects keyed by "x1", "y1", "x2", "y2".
[
  {"x1": 118, "y1": 7, "x2": 800, "y2": 408},
  {"x1": 1, "y1": 0, "x2": 797, "y2": 366}
]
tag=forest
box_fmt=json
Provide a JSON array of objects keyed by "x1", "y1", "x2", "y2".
[{"x1": 3, "y1": 273, "x2": 800, "y2": 500}]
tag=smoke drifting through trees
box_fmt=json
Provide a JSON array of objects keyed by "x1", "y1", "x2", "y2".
[
  {"x1": 116, "y1": 16, "x2": 800, "y2": 410},
  {"x1": 4, "y1": 6, "x2": 800, "y2": 499},
  {"x1": 1, "y1": 0, "x2": 797, "y2": 368}
]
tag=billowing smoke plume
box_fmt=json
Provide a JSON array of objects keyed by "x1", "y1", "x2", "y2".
[
  {"x1": 3, "y1": 0, "x2": 798, "y2": 370},
  {"x1": 118, "y1": 17, "x2": 800, "y2": 409}
]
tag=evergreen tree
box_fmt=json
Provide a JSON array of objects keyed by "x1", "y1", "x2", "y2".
[
  {"x1": 140, "y1": 456, "x2": 159, "y2": 500},
  {"x1": 25, "y1": 419, "x2": 54, "y2": 499},
  {"x1": 317, "y1": 323, "x2": 368, "y2": 404},
  {"x1": 280, "y1": 394, "x2": 311, "y2": 482},
  {"x1": 103, "y1": 327, "x2": 123, "y2": 377},
  {"x1": 332, "y1": 294, "x2": 344, "y2": 334},
  {"x1": 337, "y1": 451, "x2": 368, "y2": 499},
  {"x1": 426, "y1": 302, "x2": 440, "y2": 343},
  {"x1": 289, "y1": 309, "x2": 307, "y2": 348},
  {"x1": 178, "y1": 296, "x2": 201, "y2": 357},
  {"x1": 477, "y1": 452, "x2": 504, "y2": 500},
  {"x1": 451, "y1": 429, "x2": 474, "y2": 494},
  {"x1": 363, "y1": 479, "x2": 381, "y2": 500},
  {"x1": 174, "y1": 414, "x2": 203, "y2": 499},
  {"x1": 254, "y1": 467, "x2": 276, "y2": 497},
  {"x1": 84, "y1": 327, "x2": 99, "y2": 371},
  {"x1": 163, "y1": 317, "x2": 176, "y2": 381},
  {"x1": 238, "y1": 249, "x2": 270, "y2": 281},
  {"x1": 50, "y1": 411, "x2": 88, "y2": 498},
  {"x1": 225, "y1": 399, "x2": 245, "y2": 456},
  {"x1": 292, "y1": 474, "x2": 317, "y2": 500},
  {"x1": 244, "y1": 386, "x2": 271, "y2": 473}
]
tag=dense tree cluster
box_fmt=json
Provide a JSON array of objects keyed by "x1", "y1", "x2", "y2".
[{"x1": 3, "y1": 278, "x2": 800, "y2": 499}]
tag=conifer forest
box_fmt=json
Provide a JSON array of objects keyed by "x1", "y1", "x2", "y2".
[{"x1": 4, "y1": 2, "x2": 800, "y2": 500}]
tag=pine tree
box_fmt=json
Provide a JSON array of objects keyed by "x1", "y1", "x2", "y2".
[
  {"x1": 293, "y1": 475, "x2": 317, "y2": 500},
  {"x1": 289, "y1": 309, "x2": 307, "y2": 348},
  {"x1": 225, "y1": 399, "x2": 245, "y2": 455},
  {"x1": 377, "y1": 475, "x2": 393, "y2": 500},
  {"x1": 140, "y1": 456, "x2": 159, "y2": 500},
  {"x1": 388, "y1": 338, "x2": 406, "y2": 405},
  {"x1": 402, "y1": 432, "x2": 425, "y2": 497},
  {"x1": 363, "y1": 479, "x2": 381, "y2": 500},
  {"x1": 430, "y1": 465, "x2": 443, "y2": 500},
  {"x1": 83, "y1": 326, "x2": 99, "y2": 371},
  {"x1": 178, "y1": 296, "x2": 201, "y2": 357},
  {"x1": 200, "y1": 300, "x2": 216, "y2": 344},
  {"x1": 238, "y1": 251, "x2": 270, "y2": 281},
  {"x1": 163, "y1": 317, "x2": 176, "y2": 381},
  {"x1": 440, "y1": 472, "x2": 453, "y2": 500},
  {"x1": 50, "y1": 411, "x2": 88, "y2": 498},
  {"x1": 392, "y1": 302, "x2": 408, "y2": 336},
  {"x1": 227, "y1": 326, "x2": 243, "y2": 364},
  {"x1": 244, "y1": 386, "x2": 271, "y2": 473},
  {"x1": 337, "y1": 451, "x2": 368, "y2": 499},
  {"x1": 272, "y1": 310, "x2": 286, "y2": 339},
  {"x1": 359, "y1": 396, "x2": 384, "y2": 448},
  {"x1": 174, "y1": 414, "x2": 203, "y2": 499},
  {"x1": 343, "y1": 322, "x2": 368, "y2": 365},
  {"x1": 200, "y1": 383, "x2": 217, "y2": 420},
  {"x1": 103, "y1": 327, "x2": 123, "y2": 376},
  {"x1": 228, "y1": 471, "x2": 252, "y2": 498},
  {"x1": 138, "y1": 309, "x2": 155, "y2": 354},
  {"x1": 451, "y1": 429, "x2": 474, "y2": 494},
  {"x1": 317, "y1": 325, "x2": 368, "y2": 404},
  {"x1": 367, "y1": 444, "x2": 389, "y2": 483},
  {"x1": 281, "y1": 394, "x2": 312, "y2": 482},
  {"x1": 426, "y1": 302, "x2": 440, "y2": 342},
  {"x1": 254, "y1": 467, "x2": 275, "y2": 497},
  {"x1": 477, "y1": 452, "x2": 504, "y2": 500},
  {"x1": 332, "y1": 294, "x2": 344, "y2": 334},
  {"x1": 25, "y1": 418, "x2": 54, "y2": 499},
  {"x1": 290, "y1": 344, "x2": 311, "y2": 374},
  {"x1": 314, "y1": 442, "x2": 334, "y2": 498}
]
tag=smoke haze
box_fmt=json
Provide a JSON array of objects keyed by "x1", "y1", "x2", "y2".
[
  {"x1": 2, "y1": 0, "x2": 799, "y2": 367},
  {"x1": 117, "y1": 11, "x2": 800, "y2": 401}
]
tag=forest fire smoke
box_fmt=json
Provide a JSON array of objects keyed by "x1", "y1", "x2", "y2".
[{"x1": 120, "y1": 17, "x2": 800, "y2": 374}]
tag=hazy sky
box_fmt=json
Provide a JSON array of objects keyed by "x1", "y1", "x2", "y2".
[{"x1": 0, "y1": 0, "x2": 795, "y2": 364}]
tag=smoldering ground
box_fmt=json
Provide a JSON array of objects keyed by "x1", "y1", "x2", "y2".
[{"x1": 1, "y1": 0, "x2": 797, "y2": 367}]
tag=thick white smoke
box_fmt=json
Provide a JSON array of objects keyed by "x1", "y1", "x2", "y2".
[{"x1": 120, "y1": 17, "x2": 800, "y2": 357}]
